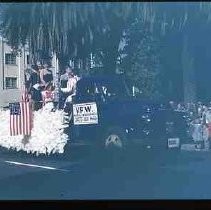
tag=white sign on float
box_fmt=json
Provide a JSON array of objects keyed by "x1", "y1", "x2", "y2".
[{"x1": 73, "y1": 102, "x2": 98, "y2": 125}]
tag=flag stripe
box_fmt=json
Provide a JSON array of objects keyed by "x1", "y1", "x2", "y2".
[
  {"x1": 15, "y1": 115, "x2": 18, "y2": 135},
  {"x1": 18, "y1": 105, "x2": 21, "y2": 135},
  {"x1": 28, "y1": 104, "x2": 32, "y2": 134},
  {"x1": 26, "y1": 102, "x2": 29, "y2": 135},
  {"x1": 24, "y1": 102, "x2": 27, "y2": 135},
  {"x1": 23, "y1": 102, "x2": 26, "y2": 134},
  {"x1": 21, "y1": 102, "x2": 24, "y2": 135}
]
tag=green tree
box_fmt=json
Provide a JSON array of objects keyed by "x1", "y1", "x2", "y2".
[
  {"x1": 136, "y1": 2, "x2": 211, "y2": 102},
  {"x1": 120, "y1": 18, "x2": 162, "y2": 98}
]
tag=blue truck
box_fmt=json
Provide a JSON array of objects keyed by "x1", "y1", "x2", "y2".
[{"x1": 63, "y1": 75, "x2": 190, "y2": 150}]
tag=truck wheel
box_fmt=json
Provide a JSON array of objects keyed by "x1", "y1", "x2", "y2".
[{"x1": 103, "y1": 127, "x2": 127, "y2": 151}]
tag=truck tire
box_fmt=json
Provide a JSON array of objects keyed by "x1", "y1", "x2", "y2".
[{"x1": 102, "y1": 126, "x2": 128, "y2": 151}]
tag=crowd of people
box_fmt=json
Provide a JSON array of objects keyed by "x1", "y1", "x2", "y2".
[
  {"x1": 169, "y1": 101, "x2": 211, "y2": 123},
  {"x1": 24, "y1": 61, "x2": 80, "y2": 111},
  {"x1": 169, "y1": 101, "x2": 211, "y2": 149}
]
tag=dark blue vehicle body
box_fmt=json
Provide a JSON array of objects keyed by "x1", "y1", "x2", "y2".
[{"x1": 64, "y1": 76, "x2": 189, "y2": 147}]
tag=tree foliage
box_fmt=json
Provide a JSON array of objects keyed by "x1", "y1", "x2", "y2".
[
  {"x1": 1, "y1": 3, "x2": 97, "y2": 63},
  {"x1": 120, "y1": 18, "x2": 162, "y2": 98},
  {"x1": 0, "y1": 3, "x2": 137, "y2": 69},
  {"x1": 1, "y1": 2, "x2": 211, "y2": 101},
  {"x1": 1, "y1": 3, "x2": 207, "y2": 60}
]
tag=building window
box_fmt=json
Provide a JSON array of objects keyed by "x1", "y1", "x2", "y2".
[
  {"x1": 5, "y1": 77, "x2": 17, "y2": 89},
  {"x1": 5, "y1": 53, "x2": 16, "y2": 65}
]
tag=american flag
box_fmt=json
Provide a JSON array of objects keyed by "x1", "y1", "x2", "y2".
[{"x1": 9, "y1": 101, "x2": 33, "y2": 136}]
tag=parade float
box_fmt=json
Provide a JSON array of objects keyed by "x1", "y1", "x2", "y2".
[{"x1": 0, "y1": 103, "x2": 69, "y2": 155}]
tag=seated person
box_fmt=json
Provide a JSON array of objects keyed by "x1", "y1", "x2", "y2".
[{"x1": 41, "y1": 83, "x2": 55, "y2": 110}]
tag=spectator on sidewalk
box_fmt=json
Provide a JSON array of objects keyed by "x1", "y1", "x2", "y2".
[
  {"x1": 175, "y1": 102, "x2": 186, "y2": 112},
  {"x1": 197, "y1": 102, "x2": 203, "y2": 119},
  {"x1": 203, "y1": 106, "x2": 211, "y2": 149},
  {"x1": 191, "y1": 118, "x2": 203, "y2": 143},
  {"x1": 169, "y1": 101, "x2": 176, "y2": 110}
]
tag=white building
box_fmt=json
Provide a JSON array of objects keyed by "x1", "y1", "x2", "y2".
[{"x1": 0, "y1": 37, "x2": 29, "y2": 107}]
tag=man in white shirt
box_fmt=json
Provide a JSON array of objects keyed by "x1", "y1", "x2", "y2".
[{"x1": 60, "y1": 66, "x2": 80, "y2": 108}]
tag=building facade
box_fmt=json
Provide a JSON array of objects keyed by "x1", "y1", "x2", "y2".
[{"x1": 0, "y1": 37, "x2": 29, "y2": 107}]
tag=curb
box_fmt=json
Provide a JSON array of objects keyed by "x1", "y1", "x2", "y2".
[{"x1": 181, "y1": 143, "x2": 210, "y2": 152}]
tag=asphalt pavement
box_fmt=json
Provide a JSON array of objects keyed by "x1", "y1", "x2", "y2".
[{"x1": 0, "y1": 145, "x2": 211, "y2": 199}]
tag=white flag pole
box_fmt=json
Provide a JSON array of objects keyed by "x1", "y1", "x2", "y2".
[{"x1": 54, "y1": 54, "x2": 60, "y2": 107}]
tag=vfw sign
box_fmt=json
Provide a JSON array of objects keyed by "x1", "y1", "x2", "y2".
[{"x1": 73, "y1": 102, "x2": 98, "y2": 125}]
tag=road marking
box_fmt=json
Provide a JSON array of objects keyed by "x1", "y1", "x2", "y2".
[{"x1": 4, "y1": 161, "x2": 70, "y2": 172}]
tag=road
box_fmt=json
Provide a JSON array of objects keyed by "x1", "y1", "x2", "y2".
[{"x1": 0, "y1": 145, "x2": 211, "y2": 199}]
